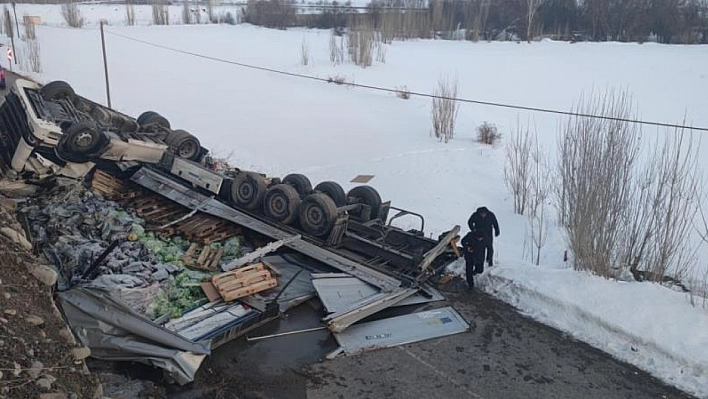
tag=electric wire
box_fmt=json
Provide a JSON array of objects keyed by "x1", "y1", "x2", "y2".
[{"x1": 104, "y1": 28, "x2": 708, "y2": 133}]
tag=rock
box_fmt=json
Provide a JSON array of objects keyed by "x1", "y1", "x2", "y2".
[
  {"x1": 71, "y1": 347, "x2": 91, "y2": 361},
  {"x1": 0, "y1": 317, "x2": 8, "y2": 324},
  {"x1": 35, "y1": 377, "x2": 53, "y2": 390},
  {"x1": 27, "y1": 360, "x2": 43, "y2": 379},
  {"x1": 30, "y1": 265, "x2": 58, "y2": 287},
  {"x1": 2, "y1": 292, "x2": 9, "y2": 299},
  {"x1": 0, "y1": 227, "x2": 32, "y2": 251},
  {"x1": 0, "y1": 370, "x2": 3, "y2": 380},
  {"x1": 38, "y1": 330, "x2": 46, "y2": 339},
  {"x1": 3, "y1": 309, "x2": 16, "y2": 316},
  {"x1": 25, "y1": 315, "x2": 45, "y2": 326},
  {"x1": 11, "y1": 362, "x2": 20, "y2": 377},
  {"x1": 39, "y1": 394, "x2": 67, "y2": 399},
  {"x1": 0, "y1": 180, "x2": 39, "y2": 198},
  {"x1": 27, "y1": 348, "x2": 35, "y2": 357}
]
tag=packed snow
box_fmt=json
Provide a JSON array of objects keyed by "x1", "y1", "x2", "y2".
[{"x1": 3, "y1": 4, "x2": 708, "y2": 398}]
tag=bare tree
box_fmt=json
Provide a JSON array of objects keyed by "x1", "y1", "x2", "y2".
[
  {"x1": 504, "y1": 120, "x2": 533, "y2": 215},
  {"x1": 152, "y1": 0, "x2": 170, "y2": 26},
  {"x1": 525, "y1": 0, "x2": 546, "y2": 41},
  {"x1": 182, "y1": 1, "x2": 194, "y2": 25},
  {"x1": 528, "y1": 133, "x2": 550, "y2": 265},
  {"x1": 61, "y1": 0, "x2": 85, "y2": 28},
  {"x1": 430, "y1": 75, "x2": 459, "y2": 143},
  {"x1": 4, "y1": 7, "x2": 13, "y2": 38},
  {"x1": 557, "y1": 90, "x2": 640, "y2": 278},
  {"x1": 347, "y1": 21, "x2": 374, "y2": 67},
  {"x1": 23, "y1": 19, "x2": 36, "y2": 40},
  {"x1": 125, "y1": 0, "x2": 136, "y2": 26}
]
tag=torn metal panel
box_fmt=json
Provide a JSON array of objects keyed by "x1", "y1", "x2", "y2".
[
  {"x1": 163, "y1": 302, "x2": 255, "y2": 342},
  {"x1": 131, "y1": 167, "x2": 401, "y2": 291},
  {"x1": 57, "y1": 287, "x2": 210, "y2": 385},
  {"x1": 333, "y1": 306, "x2": 470, "y2": 355},
  {"x1": 324, "y1": 287, "x2": 419, "y2": 333},
  {"x1": 312, "y1": 276, "x2": 444, "y2": 314}
]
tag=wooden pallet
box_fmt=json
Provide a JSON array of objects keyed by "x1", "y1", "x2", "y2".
[
  {"x1": 211, "y1": 263, "x2": 278, "y2": 302},
  {"x1": 182, "y1": 243, "x2": 224, "y2": 271},
  {"x1": 90, "y1": 170, "x2": 142, "y2": 200}
]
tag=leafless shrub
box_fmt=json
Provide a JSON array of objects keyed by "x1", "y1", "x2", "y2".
[
  {"x1": 477, "y1": 121, "x2": 501, "y2": 145},
  {"x1": 504, "y1": 121, "x2": 532, "y2": 215},
  {"x1": 395, "y1": 85, "x2": 411, "y2": 100},
  {"x1": 300, "y1": 36, "x2": 310, "y2": 66},
  {"x1": 0, "y1": 8, "x2": 5, "y2": 36},
  {"x1": 329, "y1": 29, "x2": 345, "y2": 65},
  {"x1": 23, "y1": 19, "x2": 36, "y2": 40},
  {"x1": 27, "y1": 39, "x2": 41, "y2": 73},
  {"x1": 125, "y1": 0, "x2": 135, "y2": 26},
  {"x1": 61, "y1": 0, "x2": 85, "y2": 28},
  {"x1": 622, "y1": 127, "x2": 702, "y2": 284},
  {"x1": 347, "y1": 23, "x2": 374, "y2": 68},
  {"x1": 430, "y1": 75, "x2": 459, "y2": 143},
  {"x1": 557, "y1": 90, "x2": 641, "y2": 278},
  {"x1": 374, "y1": 33, "x2": 387, "y2": 63},
  {"x1": 327, "y1": 75, "x2": 348, "y2": 85},
  {"x1": 152, "y1": 0, "x2": 169, "y2": 26}
]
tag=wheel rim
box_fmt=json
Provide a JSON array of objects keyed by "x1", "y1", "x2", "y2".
[
  {"x1": 305, "y1": 203, "x2": 324, "y2": 227},
  {"x1": 238, "y1": 182, "x2": 254, "y2": 202},
  {"x1": 73, "y1": 131, "x2": 94, "y2": 149},
  {"x1": 270, "y1": 194, "x2": 288, "y2": 217},
  {"x1": 178, "y1": 141, "x2": 198, "y2": 158}
]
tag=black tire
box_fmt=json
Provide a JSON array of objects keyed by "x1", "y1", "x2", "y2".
[
  {"x1": 299, "y1": 193, "x2": 338, "y2": 237},
  {"x1": 58, "y1": 122, "x2": 107, "y2": 162},
  {"x1": 165, "y1": 129, "x2": 201, "y2": 161},
  {"x1": 229, "y1": 172, "x2": 267, "y2": 211},
  {"x1": 347, "y1": 185, "x2": 382, "y2": 221},
  {"x1": 263, "y1": 184, "x2": 300, "y2": 225},
  {"x1": 40, "y1": 81, "x2": 75, "y2": 101},
  {"x1": 282, "y1": 174, "x2": 313, "y2": 197},
  {"x1": 137, "y1": 111, "x2": 171, "y2": 129},
  {"x1": 89, "y1": 106, "x2": 112, "y2": 126},
  {"x1": 314, "y1": 181, "x2": 346, "y2": 207}
]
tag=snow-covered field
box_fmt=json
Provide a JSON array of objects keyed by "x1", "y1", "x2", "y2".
[{"x1": 4, "y1": 4, "x2": 708, "y2": 397}]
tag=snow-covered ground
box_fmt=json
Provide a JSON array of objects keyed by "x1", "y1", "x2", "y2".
[{"x1": 3, "y1": 4, "x2": 708, "y2": 397}]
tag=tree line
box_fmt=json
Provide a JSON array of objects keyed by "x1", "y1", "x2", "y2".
[{"x1": 245, "y1": 0, "x2": 708, "y2": 44}]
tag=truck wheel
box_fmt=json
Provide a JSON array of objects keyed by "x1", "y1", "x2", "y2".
[
  {"x1": 229, "y1": 172, "x2": 266, "y2": 211},
  {"x1": 41, "y1": 81, "x2": 75, "y2": 101},
  {"x1": 264, "y1": 184, "x2": 300, "y2": 225},
  {"x1": 299, "y1": 193, "x2": 338, "y2": 237},
  {"x1": 282, "y1": 173, "x2": 312, "y2": 197},
  {"x1": 347, "y1": 185, "x2": 381, "y2": 221},
  {"x1": 58, "y1": 122, "x2": 107, "y2": 162},
  {"x1": 137, "y1": 111, "x2": 171, "y2": 129},
  {"x1": 166, "y1": 129, "x2": 201, "y2": 161},
  {"x1": 314, "y1": 181, "x2": 346, "y2": 207}
]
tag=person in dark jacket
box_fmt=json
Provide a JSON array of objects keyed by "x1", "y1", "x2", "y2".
[
  {"x1": 467, "y1": 206, "x2": 500, "y2": 266},
  {"x1": 461, "y1": 227, "x2": 486, "y2": 290}
]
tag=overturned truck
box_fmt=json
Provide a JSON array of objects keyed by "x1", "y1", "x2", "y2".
[{"x1": 0, "y1": 78, "x2": 462, "y2": 382}]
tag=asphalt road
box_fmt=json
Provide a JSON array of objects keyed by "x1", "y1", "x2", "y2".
[{"x1": 1, "y1": 72, "x2": 697, "y2": 399}]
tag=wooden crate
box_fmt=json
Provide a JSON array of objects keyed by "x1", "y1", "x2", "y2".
[{"x1": 182, "y1": 243, "x2": 224, "y2": 271}]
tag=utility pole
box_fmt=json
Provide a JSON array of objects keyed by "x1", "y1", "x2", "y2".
[
  {"x1": 100, "y1": 20, "x2": 111, "y2": 108},
  {"x1": 11, "y1": 2, "x2": 18, "y2": 35}
]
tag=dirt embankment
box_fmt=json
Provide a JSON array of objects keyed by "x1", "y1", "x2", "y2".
[{"x1": 0, "y1": 198, "x2": 102, "y2": 399}]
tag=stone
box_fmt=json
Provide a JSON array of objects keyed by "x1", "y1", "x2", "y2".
[
  {"x1": 0, "y1": 227, "x2": 32, "y2": 251},
  {"x1": 30, "y1": 265, "x2": 58, "y2": 287},
  {"x1": 2, "y1": 292, "x2": 9, "y2": 299},
  {"x1": 0, "y1": 317, "x2": 8, "y2": 324},
  {"x1": 11, "y1": 363, "x2": 20, "y2": 377},
  {"x1": 71, "y1": 347, "x2": 91, "y2": 361},
  {"x1": 35, "y1": 378, "x2": 53, "y2": 390},
  {"x1": 0, "y1": 370, "x2": 3, "y2": 380},
  {"x1": 27, "y1": 361, "x2": 43, "y2": 379},
  {"x1": 39, "y1": 394, "x2": 67, "y2": 399},
  {"x1": 25, "y1": 315, "x2": 45, "y2": 326},
  {"x1": 3, "y1": 309, "x2": 16, "y2": 316}
]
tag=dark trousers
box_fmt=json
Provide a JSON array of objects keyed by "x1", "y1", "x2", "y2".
[
  {"x1": 464, "y1": 251, "x2": 484, "y2": 288},
  {"x1": 483, "y1": 237, "x2": 494, "y2": 265}
]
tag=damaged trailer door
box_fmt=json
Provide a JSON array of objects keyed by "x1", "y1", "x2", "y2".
[{"x1": 57, "y1": 287, "x2": 210, "y2": 385}]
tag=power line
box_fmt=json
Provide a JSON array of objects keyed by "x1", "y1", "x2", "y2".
[{"x1": 104, "y1": 29, "x2": 708, "y2": 133}]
